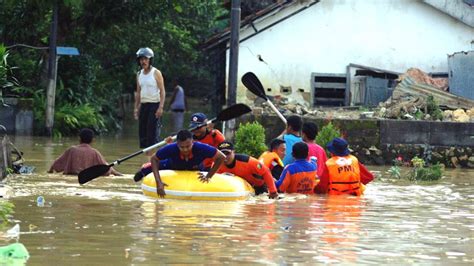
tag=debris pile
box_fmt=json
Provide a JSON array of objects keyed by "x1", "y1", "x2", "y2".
[
  {"x1": 252, "y1": 68, "x2": 473, "y2": 123},
  {"x1": 443, "y1": 108, "x2": 474, "y2": 123},
  {"x1": 398, "y1": 68, "x2": 448, "y2": 91},
  {"x1": 378, "y1": 68, "x2": 473, "y2": 121}
]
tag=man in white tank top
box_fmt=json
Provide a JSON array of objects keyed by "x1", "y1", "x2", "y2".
[
  {"x1": 168, "y1": 79, "x2": 187, "y2": 132},
  {"x1": 134, "y1": 48, "x2": 166, "y2": 152}
]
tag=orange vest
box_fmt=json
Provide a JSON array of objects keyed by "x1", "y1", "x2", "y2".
[
  {"x1": 217, "y1": 154, "x2": 277, "y2": 194},
  {"x1": 194, "y1": 129, "x2": 225, "y2": 147},
  {"x1": 258, "y1": 151, "x2": 283, "y2": 170},
  {"x1": 194, "y1": 129, "x2": 225, "y2": 168},
  {"x1": 326, "y1": 155, "x2": 362, "y2": 196}
]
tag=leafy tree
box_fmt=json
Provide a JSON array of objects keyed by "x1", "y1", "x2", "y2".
[
  {"x1": 0, "y1": 44, "x2": 18, "y2": 102},
  {"x1": 0, "y1": 0, "x2": 226, "y2": 135}
]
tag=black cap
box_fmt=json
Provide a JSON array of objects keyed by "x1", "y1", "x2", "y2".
[{"x1": 217, "y1": 141, "x2": 234, "y2": 152}]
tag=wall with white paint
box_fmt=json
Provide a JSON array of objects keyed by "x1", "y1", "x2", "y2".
[{"x1": 226, "y1": 0, "x2": 474, "y2": 105}]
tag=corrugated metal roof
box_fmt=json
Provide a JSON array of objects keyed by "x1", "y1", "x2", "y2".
[
  {"x1": 202, "y1": 0, "x2": 320, "y2": 50},
  {"x1": 464, "y1": 0, "x2": 474, "y2": 7},
  {"x1": 423, "y1": 0, "x2": 474, "y2": 27}
]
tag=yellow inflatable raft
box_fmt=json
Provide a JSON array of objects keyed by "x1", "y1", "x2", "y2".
[{"x1": 141, "y1": 170, "x2": 255, "y2": 201}]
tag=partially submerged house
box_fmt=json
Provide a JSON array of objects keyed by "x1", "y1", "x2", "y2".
[{"x1": 204, "y1": 0, "x2": 474, "y2": 107}]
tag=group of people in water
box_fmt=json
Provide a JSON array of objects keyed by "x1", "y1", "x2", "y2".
[
  {"x1": 49, "y1": 47, "x2": 374, "y2": 198},
  {"x1": 48, "y1": 112, "x2": 374, "y2": 199},
  {"x1": 133, "y1": 113, "x2": 374, "y2": 199}
]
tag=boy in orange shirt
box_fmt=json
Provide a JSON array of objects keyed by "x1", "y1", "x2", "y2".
[
  {"x1": 259, "y1": 138, "x2": 286, "y2": 180},
  {"x1": 276, "y1": 142, "x2": 317, "y2": 194}
]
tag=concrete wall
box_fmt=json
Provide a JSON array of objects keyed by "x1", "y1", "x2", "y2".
[
  {"x1": 237, "y1": 114, "x2": 474, "y2": 168},
  {"x1": 0, "y1": 98, "x2": 34, "y2": 135},
  {"x1": 228, "y1": 0, "x2": 474, "y2": 105},
  {"x1": 381, "y1": 120, "x2": 474, "y2": 146}
]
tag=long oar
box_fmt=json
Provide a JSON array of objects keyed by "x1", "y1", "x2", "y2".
[
  {"x1": 78, "y1": 103, "x2": 252, "y2": 185},
  {"x1": 241, "y1": 72, "x2": 287, "y2": 125}
]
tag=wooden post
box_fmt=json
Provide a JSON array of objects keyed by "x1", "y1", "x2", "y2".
[
  {"x1": 224, "y1": 0, "x2": 241, "y2": 140},
  {"x1": 227, "y1": 0, "x2": 240, "y2": 107},
  {"x1": 45, "y1": 3, "x2": 58, "y2": 136}
]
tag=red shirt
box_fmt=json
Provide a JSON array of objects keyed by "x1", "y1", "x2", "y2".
[
  {"x1": 217, "y1": 154, "x2": 277, "y2": 193},
  {"x1": 305, "y1": 142, "x2": 327, "y2": 178}
]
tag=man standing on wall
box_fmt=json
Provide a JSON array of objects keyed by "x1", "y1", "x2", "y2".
[
  {"x1": 168, "y1": 79, "x2": 187, "y2": 132},
  {"x1": 134, "y1": 47, "x2": 166, "y2": 154}
]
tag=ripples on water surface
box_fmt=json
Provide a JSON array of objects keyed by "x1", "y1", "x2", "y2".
[{"x1": 1, "y1": 135, "x2": 473, "y2": 265}]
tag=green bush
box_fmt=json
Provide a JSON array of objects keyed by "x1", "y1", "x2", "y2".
[
  {"x1": 0, "y1": 44, "x2": 17, "y2": 97},
  {"x1": 0, "y1": 200, "x2": 14, "y2": 226},
  {"x1": 387, "y1": 165, "x2": 401, "y2": 179},
  {"x1": 408, "y1": 156, "x2": 443, "y2": 181},
  {"x1": 54, "y1": 103, "x2": 106, "y2": 137},
  {"x1": 0, "y1": 45, "x2": 9, "y2": 90},
  {"x1": 426, "y1": 95, "x2": 443, "y2": 121},
  {"x1": 315, "y1": 122, "x2": 341, "y2": 157},
  {"x1": 12, "y1": 85, "x2": 109, "y2": 137},
  {"x1": 408, "y1": 164, "x2": 443, "y2": 181},
  {"x1": 385, "y1": 156, "x2": 444, "y2": 181},
  {"x1": 414, "y1": 109, "x2": 424, "y2": 120},
  {"x1": 234, "y1": 121, "x2": 267, "y2": 158}
]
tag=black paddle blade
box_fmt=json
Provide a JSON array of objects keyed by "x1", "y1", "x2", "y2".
[
  {"x1": 216, "y1": 103, "x2": 252, "y2": 122},
  {"x1": 241, "y1": 72, "x2": 267, "y2": 100},
  {"x1": 78, "y1": 164, "x2": 111, "y2": 185}
]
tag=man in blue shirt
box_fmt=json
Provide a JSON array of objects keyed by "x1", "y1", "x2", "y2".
[
  {"x1": 282, "y1": 115, "x2": 303, "y2": 165},
  {"x1": 150, "y1": 129, "x2": 225, "y2": 198}
]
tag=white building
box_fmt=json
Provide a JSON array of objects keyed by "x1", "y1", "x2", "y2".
[{"x1": 205, "y1": 0, "x2": 474, "y2": 107}]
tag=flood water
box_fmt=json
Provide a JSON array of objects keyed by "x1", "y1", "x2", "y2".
[{"x1": 2, "y1": 113, "x2": 474, "y2": 265}]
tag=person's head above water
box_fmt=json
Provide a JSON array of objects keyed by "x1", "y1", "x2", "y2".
[{"x1": 79, "y1": 128, "x2": 94, "y2": 144}]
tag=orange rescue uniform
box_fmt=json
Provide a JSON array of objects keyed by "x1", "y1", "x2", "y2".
[
  {"x1": 259, "y1": 151, "x2": 284, "y2": 180},
  {"x1": 276, "y1": 159, "x2": 317, "y2": 194},
  {"x1": 194, "y1": 129, "x2": 225, "y2": 169},
  {"x1": 315, "y1": 155, "x2": 374, "y2": 196},
  {"x1": 259, "y1": 151, "x2": 283, "y2": 170},
  {"x1": 217, "y1": 154, "x2": 277, "y2": 194}
]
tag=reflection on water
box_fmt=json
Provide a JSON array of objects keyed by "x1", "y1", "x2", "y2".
[
  {"x1": 2, "y1": 116, "x2": 474, "y2": 265},
  {"x1": 4, "y1": 171, "x2": 473, "y2": 265}
]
